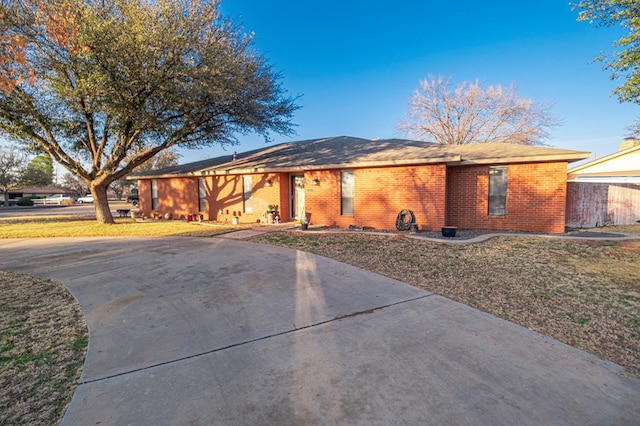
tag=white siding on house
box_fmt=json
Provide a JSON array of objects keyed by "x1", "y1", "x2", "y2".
[{"x1": 568, "y1": 145, "x2": 640, "y2": 178}]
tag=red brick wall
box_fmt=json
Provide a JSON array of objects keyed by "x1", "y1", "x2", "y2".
[
  {"x1": 304, "y1": 165, "x2": 447, "y2": 231},
  {"x1": 138, "y1": 161, "x2": 568, "y2": 233},
  {"x1": 137, "y1": 177, "x2": 200, "y2": 219},
  {"x1": 277, "y1": 173, "x2": 291, "y2": 221},
  {"x1": 303, "y1": 170, "x2": 341, "y2": 226},
  {"x1": 137, "y1": 179, "x2": 150, "y2": 214},
  {"x1": 210, "y1": 173, "x2": 286, "y2": 223},
  {"x1": 139, "y1": 173, "x2": 290, "y2": 224},
  {"x1": 446, "y1": 162, "x2": 568, "y2": 233}
]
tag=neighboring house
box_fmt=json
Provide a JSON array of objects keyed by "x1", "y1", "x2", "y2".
[
  {"x1": 8, "y1": 186, "x2": 74, "y2": 198},
  {"x1": 566, "y1": 139, "x2": 640, "y2": 227},
  {"x1": 130, "y1": 136, "x2": 589, "y2": 233},
  {"x1": 1, "y1": 186, "x2": 74, "y2": 205}
]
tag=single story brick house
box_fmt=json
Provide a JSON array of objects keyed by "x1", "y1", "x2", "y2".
[{"x1": 130, "y1": 136, "x2": 589, "y2": 233}]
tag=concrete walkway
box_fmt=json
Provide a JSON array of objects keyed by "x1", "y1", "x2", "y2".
[{"x1": 1, "y1": 236, "x2": 639, "y2": 425}]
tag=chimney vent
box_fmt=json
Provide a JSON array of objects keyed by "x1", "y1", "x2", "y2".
[{"x1": 620, "y1": 137, "x2": 640, "y2": 151}]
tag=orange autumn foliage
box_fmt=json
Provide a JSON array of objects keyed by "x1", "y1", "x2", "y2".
[{"x1": 0, "y1": 0, "x2": 81, "y2": 93}]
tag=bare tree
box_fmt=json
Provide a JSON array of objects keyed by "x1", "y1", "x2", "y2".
[
  {"x1": 112, "y1": 149, "x2": 181, "y2": 198},
  {"x1": 132, "y1": 148, "x2": 181, "y2": 173},
  {"x1": 61, "y1": 172, "x2": 88, "y2": 198},
  {"x1": 397, "y1": 76, "x2": 561, "y2": 145},
  {"x1": 0, "y1": 147, "x2": 26, "y2": 206}
]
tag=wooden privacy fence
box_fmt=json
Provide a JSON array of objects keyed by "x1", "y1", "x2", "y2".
[{"x1": 566, "y1": 182, "x2": 640, "y2": 228}]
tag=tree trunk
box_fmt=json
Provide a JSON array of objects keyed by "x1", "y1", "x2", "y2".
[
  {"x1": 2, "y1": 191, "x2": 8, "y2": 207},
  {"x1": 92, "y1": 184, "x2": 114, "y2": 224}
]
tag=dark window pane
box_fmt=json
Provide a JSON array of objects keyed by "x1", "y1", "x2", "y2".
[
  {"x1": 488, "y1": 167, "x2": 507, "y2": 216},
  {"x1": 198, "y1": 178, "x2": 206, "y2": 212},
  {"x1": 151, "y1": 179, "x2": 158, "y2": 210}
]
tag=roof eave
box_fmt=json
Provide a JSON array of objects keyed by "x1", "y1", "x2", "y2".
[
  {"x1": 456, "y1": 153, "x2": 590, "y2": 166},
  {"x1": 571, "y1": 171, "x2": 640, "y2": 177},
  {"x1": 126, "y1": 173, "x2": 183, "y2": 180},
  {"x1": 201, "y1": 155, "x2": 462, "y2": 175},
  {"x1": 568, "y1": 144, "x2": 640, "y2": 173}
]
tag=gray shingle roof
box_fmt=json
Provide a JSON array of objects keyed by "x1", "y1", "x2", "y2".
[{"x1": 129, "y1": 136, "x2": 590, "y2": 179}]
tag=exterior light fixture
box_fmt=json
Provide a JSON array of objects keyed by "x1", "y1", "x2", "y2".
[
  {"x1": 265, "y1": 179, "x2": 272, "y2": 187},
  {"x1": 312, "y1": 178, "x2": 320, "y2": 185}
]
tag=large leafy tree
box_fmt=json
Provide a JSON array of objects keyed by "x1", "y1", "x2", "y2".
[
  {"x1": 573, "y1": 0, "x2": 640, "y2": 104},
  {"x1": 22, "y1": 153, "x2": 54, "y2": 186},
  {"x1": 397, "y1": 76, "x2": 560, "y2": 145},
  {"x1": 0, "y1": 0, "x2": 297, "y2": 223}
]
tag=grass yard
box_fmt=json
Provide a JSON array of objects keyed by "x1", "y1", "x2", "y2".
[
  {"x1": 0, "y1": 215, "x2": 248, "y2": 238},
  {"x1": 1, "y1": 272, "x2": 87, "y2": 425}
]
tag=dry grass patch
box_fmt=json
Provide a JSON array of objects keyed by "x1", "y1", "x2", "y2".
[
  {"x1": 0, "y1": 215, "x2": 248, "y2": 238},
  {"x1": 1, "y1": 271, "x2": 88, "y2": 425},
  {"x1": 249, "y1": 231, "x2": 640, "y2": 376}
]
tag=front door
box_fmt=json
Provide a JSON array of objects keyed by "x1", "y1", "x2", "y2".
[{"x1": 291, "y1": 175, "x2": 305, "y2": 220}]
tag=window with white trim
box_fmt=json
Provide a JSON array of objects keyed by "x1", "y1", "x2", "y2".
[
  {"x1": 341, "y1": 170, "x2": 354, "y2": 216},
  {"x1": 151, "y1": 179, "x2": 158, "y2": 210},
  {"x1": 488, "y1": 167, "x2": 507, "y2": 216},
  {"x1": 243, "y1": 176, "x2": 253, "y2": 213}
]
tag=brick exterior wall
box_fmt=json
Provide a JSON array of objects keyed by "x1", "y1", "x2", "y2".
[
  {"x1": 138, "y1": 177, "x2": 199, "y2": 219},
  {"x1": 209, "y1": 173, "x2": 287, "y2": 223},
  {"x1": 446, "y1": 162, "x2": 569, "y2": 233},
  {"x1": 138, "y1": 173, "x2": 290, "y2": 223},
  {"x1": 137, "y1": 161, "x2": 568, "y2": 233},
  {"x1": 304, "y1": 166, "x2": 447, "y2": 230},
  {"x1": 138, "y1": 179, "x2": 150, "y2": 214}
]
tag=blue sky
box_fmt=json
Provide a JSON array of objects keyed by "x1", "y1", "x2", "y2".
[
  {"x1": 178, "y1": 0, "x2": 638, "y2": 165},
  {"x1": 3, "y1": 0, "x2": 636, "y2": 174}
]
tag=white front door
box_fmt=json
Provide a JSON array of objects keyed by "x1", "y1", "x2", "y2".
[{"x1": 291, "y1": 175, "x2": 305, "y2": 220}]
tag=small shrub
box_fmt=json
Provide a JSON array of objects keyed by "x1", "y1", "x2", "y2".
[{"x1": 16, "y1": 197, "x2": 34, "y2": 206}]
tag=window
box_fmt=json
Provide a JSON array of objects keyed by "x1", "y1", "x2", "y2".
[
  {"x1": 151, "y1": 179, "x2": 158, "y2": 211},
  {"x1": 488, "y1": 167, "x2": 507, "y2": 216},
  {"x1": 341, "y1": 170, "x2": 354, "y2": 216},
  {"x1": 243, "y1": 176, "x2": 253, "y2": 213},
  {"x1": 198, "y1": 178, "x2": 207, "y2": 212}
]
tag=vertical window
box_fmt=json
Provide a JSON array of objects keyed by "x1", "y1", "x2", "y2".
[
  {"x1": 243, "y1": 176, "x2": 253, "y2": 213},
  {"x1": 198, "y1": 178, "x2": 207, "y2": 212},
  {"x1": 488, "y1": 167, "x2": 507, "y2": 216},
  {"x1": 341, "y1": 170, "x2": 354, "y2": 216},
  {"x1": 151, "y1": 179, "x2": 158, "y2": 210}
]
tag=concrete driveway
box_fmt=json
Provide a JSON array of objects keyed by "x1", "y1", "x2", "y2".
[{"x1": 1, "y1": 236, "x2": 639, "y2": 425}]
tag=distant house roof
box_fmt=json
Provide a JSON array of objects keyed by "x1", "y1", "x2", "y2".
[
  {"x1": 130, "y1": 136, "x2": 590, "y2": 179},
  {"x1": 8, "y1": 185, "x2": 73, "y2": 195},
  {"x1": 568, "y1": 143, "x2": 640, "y2": 181}
]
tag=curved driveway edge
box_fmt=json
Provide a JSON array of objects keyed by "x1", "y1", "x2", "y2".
[
  {"x1": 270, "y1": 226, "x2": 640, "y2": 244},
  {"x1": 0, "y1": 237, "x2": 639, "y2": 424},
  {"x1": 408, "y1": 231, "x2": 640, "y2": 244}
]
